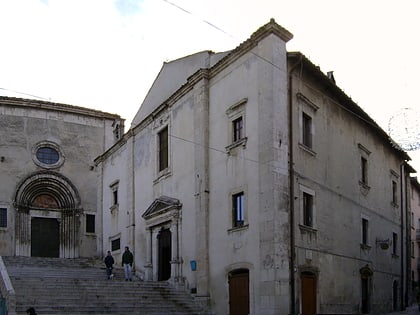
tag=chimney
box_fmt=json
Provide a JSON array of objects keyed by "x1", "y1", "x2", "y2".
[{"x1": 327, "y1": 71, "x2": 336, "y2": 84}]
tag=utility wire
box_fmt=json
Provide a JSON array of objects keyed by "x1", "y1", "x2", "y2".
[
  {"x1": 0, "y1": 87, "x2": 50, "y2": 101},
  {"x1": 160, "y1": 0, "x2": 405, "y2": 147}
]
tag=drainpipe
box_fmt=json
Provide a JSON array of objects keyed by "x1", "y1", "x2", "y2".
[
  {"x1": 131, "y1": 131, "x2": 136, "y2": 270},
  {"x1": 288, "y1": 54, "x2": 302, "y2": 315},
  {"x1": 404, "y1": 163, "x2": 410, "y2": 307},
  {"x1": 400, "y1": 162, "x2": 405, "y2": 310}
]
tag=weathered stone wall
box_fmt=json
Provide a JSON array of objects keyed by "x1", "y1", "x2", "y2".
[{"x1": 0, "y1": 98, "x2": 120, "y2": 258}]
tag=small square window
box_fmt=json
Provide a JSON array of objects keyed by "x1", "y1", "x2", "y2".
[
  {"x1": 0, "y1": 208, "x2": 7, "y2": 228},
  {"x1": 86, "y1": 214, "x2": 95, "y2": 233},
  {"x1": 232, "y1": 192, "x2": 245, "y2": 228},
  {"x1": 111, "y1": 238, "x2": 120, "y2": 251}
]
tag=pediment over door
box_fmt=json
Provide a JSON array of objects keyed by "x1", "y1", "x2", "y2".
[{"x1": 142, "y1": 196, "x2": 182, "y2": 227}]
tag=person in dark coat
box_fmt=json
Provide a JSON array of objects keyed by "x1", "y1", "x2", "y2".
[
  {"x1": 122, "y1": 246, "x2": 134, "y2": 281},
  {"x1": 104, "y1": 250, "x2": 114, "y2": 280},
  {"x1": 26, "y1": 307, "x2": 37, "y2": 315}
]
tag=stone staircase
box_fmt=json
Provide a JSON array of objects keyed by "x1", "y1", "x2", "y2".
[{"x1": 1, "y1": 256, "x2": 211, "y2": 315}]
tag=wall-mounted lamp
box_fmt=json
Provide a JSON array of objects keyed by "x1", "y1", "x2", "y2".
[{"x1": 376, "y1": 238, "x2": 390, "y2": 250}]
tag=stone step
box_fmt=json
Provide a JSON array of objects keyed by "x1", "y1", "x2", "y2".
[{"x1": 1, "y1": 256, "x2": 212, "y2": 315}]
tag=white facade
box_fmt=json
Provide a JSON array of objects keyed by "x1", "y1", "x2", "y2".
[{"x1": 96, "y1": 20, "x2": 414, "y2": 315}]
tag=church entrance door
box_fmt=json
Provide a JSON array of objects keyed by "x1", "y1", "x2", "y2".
[
  {"x1": 31, "y1": 217, "x2": 60, "y2": 257},
  {"x1": 157, "y1": 228, "x2": 171, "y2": 281}
]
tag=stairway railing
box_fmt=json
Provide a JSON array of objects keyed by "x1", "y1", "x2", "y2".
[{"x1": 0, "y1": 257, "x2": 16, "y2": 315}]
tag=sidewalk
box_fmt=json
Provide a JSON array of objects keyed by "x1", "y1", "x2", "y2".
[{"x1": 383, "y1": 304, "x2": 419, "y2": 315}]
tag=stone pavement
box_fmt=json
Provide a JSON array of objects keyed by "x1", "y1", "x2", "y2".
[{"x1": 384, "y1": 304, "x2": 419, "y2": 315}]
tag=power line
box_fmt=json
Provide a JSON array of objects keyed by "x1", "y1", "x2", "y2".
[
  {"x1": 160, "y1": 0, "x2": 408, "y2": 150},
  {"x1": 0, "y1": 87, "x2": 51, "y2": 101}
]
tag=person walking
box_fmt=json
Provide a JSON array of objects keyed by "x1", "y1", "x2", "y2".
[
  {"x1": 122, "y1": 246, "x2": 134, "y2": 281},
  {"x1": 26, "y1": 307, "x2": 37, "y2": 315},
  {"x1": 104, "y1": 250, "x2": 114, "y2": 280}
]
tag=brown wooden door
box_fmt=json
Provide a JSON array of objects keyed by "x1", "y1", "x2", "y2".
[
  {"x1": 301, "y1": 272, "x2": 317, "y2": 315},
  {"x1": 229, "y1": 269, "x2": 249, "y2": 315},
  {"x1": 31, "y1": 217, "x2": 59, "y2": 257}
]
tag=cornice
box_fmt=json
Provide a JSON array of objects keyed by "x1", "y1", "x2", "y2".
[{"x1": 0, "y1": 96, "x2": 122, "y2": 121}]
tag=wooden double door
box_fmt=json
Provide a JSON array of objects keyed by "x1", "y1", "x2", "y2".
[{"x1": 31, "y1": 217, "x2": 60, "y2": 257}]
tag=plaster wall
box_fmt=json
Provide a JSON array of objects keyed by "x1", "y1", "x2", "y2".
[{"x1": 291, "y1": 70, "x2": 405, "y2": 313}]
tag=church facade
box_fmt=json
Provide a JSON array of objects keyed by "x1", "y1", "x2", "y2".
[
  {"x1": 95, "y1": 20, "x2": 413, "y2": 315},
  {"x1": 0, "y1": 97, "x2": 123, "y2": 258}
]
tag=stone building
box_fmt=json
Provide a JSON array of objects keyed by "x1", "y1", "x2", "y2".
[
  {"x1": 0, "y1": 96, "x2": 123, "y2": 258},
  {"x1": 95, "y1": 20, "x2": 414, "y2": 315},
  {"x1": 411, "y1": 177, "x2": 420, "y2": 296}
]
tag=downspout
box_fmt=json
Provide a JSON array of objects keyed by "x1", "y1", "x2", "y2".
[
  {"x1": 288, "y1": 55, "x2": 302, "y2": 315},
  {"x1": 400, "y1": 162, "x2": 405, "y2": 310},
  {"x1": 405, "y1": 163, "x2": 410, "y2": 307},
  {"x1": 131, "y1": 130, "x2": 136, "y2": 268}
]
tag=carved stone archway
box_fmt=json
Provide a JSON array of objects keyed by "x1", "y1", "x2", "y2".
[
  {"x1": 142, "y1": 196, "x2": 182, "y2": 282},
  {"x1": 13, "y1": 171, "x2": 83, "y2": 258}
]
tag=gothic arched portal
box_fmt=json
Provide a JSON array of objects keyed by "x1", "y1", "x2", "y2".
[{"x1": 13, "y1": 171, "x2": 83, "y2": 258}]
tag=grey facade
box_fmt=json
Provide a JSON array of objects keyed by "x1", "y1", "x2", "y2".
[
  {"x1": 96, "y1": 20, "x2": 414, "y2": 314},
  {"x1": 0, "y1": 97, "x2": 123, "y2": 258}
]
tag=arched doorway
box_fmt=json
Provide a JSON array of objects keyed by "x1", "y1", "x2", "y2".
[
  {"x1": 158, "y1": 228, "x2": 171, "y2": 281},
  {"x1": 14, "y1": 171, "x2": 82, "y2": 258},
  {"x1": 301, "y1": 271, "x2": 317, "y2": 315},
  {"x1": 228, "y1": 269, "x2": 249, "y2": 315}
]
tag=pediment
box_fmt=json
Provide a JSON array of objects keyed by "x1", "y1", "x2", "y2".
[{"x1": 142, "y1": 196, "x2": 181, "y2": 220}]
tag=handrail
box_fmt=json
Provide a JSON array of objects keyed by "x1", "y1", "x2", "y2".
[{"x1": 0, "y1": 257, "x2": 16, "y2": 315}]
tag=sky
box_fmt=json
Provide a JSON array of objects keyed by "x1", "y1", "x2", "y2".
[{"x1": 1, "y1": 0, "x2": 420, "y2": 171}]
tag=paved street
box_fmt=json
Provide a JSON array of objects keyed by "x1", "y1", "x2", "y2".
[{"x1": 384, "y1": 304, "x2": 419, "y2": 315}]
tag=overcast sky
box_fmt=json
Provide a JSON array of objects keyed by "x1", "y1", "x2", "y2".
[{"x1": 1, "y1": 0, "x2": 419, "y2": 170}]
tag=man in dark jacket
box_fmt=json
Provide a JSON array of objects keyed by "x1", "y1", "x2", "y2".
[
  {"x1": 122, "y1": 246, "x2": 134, "y2": 281},
  {"x1": 104, "y1": 251, "x2": 114, "y2": 280}
]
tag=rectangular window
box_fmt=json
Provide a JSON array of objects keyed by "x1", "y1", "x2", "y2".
[
  {"x1": 86, "y1": 214, "x2": 95, "y2": 233},
  {"x1": 361, "y1": 157, "x2": 368, "y2": 184},
  {"x1": 110, "y1": 183, "x2": 119, "y2": 206},
  {"x1": 111, "y1": 238, "x2": 120, "y2": 251},
  {"x1": 233, "y1": 116, "x2": 243, "y2": 142},
  {"x1": 232, "y1": 192, "x2": 245, "y2": 228},
  {"x1": 362, "y1": 218, "x2": 369, "y2": 245},
  {"x1": 158, "y1": 126, "x2": 169, "y2": 171},
  {"x1": 303, "y1": 192, "x2": 313, "y2": 227},
  {"x1": 302, "y1": 112, "x2": 312, "y2": 148},
  {"x1": 393, "y1": 232, "x2": 398, "y2": 255},
  {"x1": 0, "y1": 208, "x2": 7, "y2": 228},
  {"x1": 392, "y1": 180, "x2": 398, "y2": 205}
]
